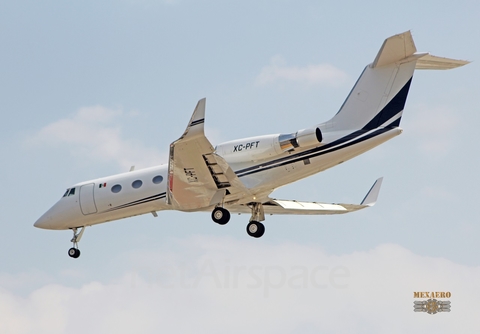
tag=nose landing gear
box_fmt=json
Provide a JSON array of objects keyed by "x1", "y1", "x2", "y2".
[
  {"x1": 68, "y1": 247, "x2": 80, "y2": 258},
  {"x1": 68, "y1": 227, "x2": 85, "y2": 259}
]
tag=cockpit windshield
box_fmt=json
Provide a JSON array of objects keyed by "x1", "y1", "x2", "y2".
[{"x1": 62, "y1": 188, "x2": 76, "y2": 197}]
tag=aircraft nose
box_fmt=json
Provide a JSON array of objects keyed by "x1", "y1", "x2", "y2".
[
  {"x1": 34, "y1": 199, "x2": 82, "y2": 230},
  {"x1": 34, "y1": 213, "x2": 53, "y2": 229}
]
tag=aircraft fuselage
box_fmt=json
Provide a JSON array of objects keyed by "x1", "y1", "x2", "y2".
[{"x1": 33, "y1": 31, "x2": 468, "y2": 257}]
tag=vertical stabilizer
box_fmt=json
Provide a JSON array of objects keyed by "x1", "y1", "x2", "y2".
[
  {"x1": 325, "y1": 31, "x2": 468, "y2": 132},
  {"x1": 372, "y1": 31, "x2": 417, "y2": 68},
  {"x1": 327, "y1": 31, "x2": 417, "y2": 131}
]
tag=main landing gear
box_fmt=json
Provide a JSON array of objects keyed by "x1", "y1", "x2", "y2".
[
  {"x1": 211, "y1": 202, "x2": 266, "y2": 238},
  {"x1": 247, "y1": 202, "x2": 265, "y2": 238},
  {"x1": 68, "y1": 226, "x2": 85, "y2": 259},
  {"x1": 246, "y1": 221, "x2": 265, "y2": 238},
  {"x1": 211, "y1": 207, "x2": 230, "y2": 225}
]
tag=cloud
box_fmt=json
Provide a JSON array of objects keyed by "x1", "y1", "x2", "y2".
[
  {"x1": 123, "y1": 0, "x2": 179, "y2": 5},
  {"x1": 1, "y1": 237, "x2": 479, "y2": 333},
  {"x1": 255, "y1": 55, "x2": 349, "y2": 87},
  {"x1": 406, "y1": 104, "x2": 460, "y2": 157},
  {"x1": 27, "y1": 106, "x2": 165, "y2": 170}
]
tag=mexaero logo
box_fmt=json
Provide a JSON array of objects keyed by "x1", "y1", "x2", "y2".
[{"x1": 413, "y1": 292, "x2": 451, "y2": 314}]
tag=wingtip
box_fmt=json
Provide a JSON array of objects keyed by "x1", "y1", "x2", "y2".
[
  {"x1": 178, "y1": 98, "x2": 207, "y2": 140},
  {"x1": 360, "y1": 177, "x2": 383, "y2": 206}
]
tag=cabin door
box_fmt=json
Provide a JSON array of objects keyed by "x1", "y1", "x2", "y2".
[{"x1": 79, "y1": 183, "x2": 98, "y2": 215}]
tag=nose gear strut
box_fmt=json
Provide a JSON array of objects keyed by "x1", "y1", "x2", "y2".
[{"x1": 68, "y1": 226, "x2": 85, "y2": 258}]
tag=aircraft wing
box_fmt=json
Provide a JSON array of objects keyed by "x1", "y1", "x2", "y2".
[
  {"x1": 167, "y1": 99, "x2": 251, "y2": 210},
  {"x1": 226, "y1": 178, "x2": 383, "y2": 216}
]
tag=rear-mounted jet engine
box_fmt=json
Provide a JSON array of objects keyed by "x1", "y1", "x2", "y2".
[{"x1": 215, "y1": 127, "x2": 323, "y2": 163}]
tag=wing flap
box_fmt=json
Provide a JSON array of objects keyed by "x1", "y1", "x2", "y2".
[
  {"x1": 226, "y1": 178, "x2": 383, "y2": 216},
  {"x1": 264, "y1": 200, "x2": 363, "y2": 215},
  {"x1": 272, "y1": 200, "x2": 347, "y2": 211},
  {"x1": 227, "y1": 200, "x2": 365, "y2": 216},
  {"x1": 204, "y1": 152, "x2": 253, "y2": 202}
]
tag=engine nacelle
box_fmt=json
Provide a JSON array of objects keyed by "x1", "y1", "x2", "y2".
[
  {"x1": 279, "y1": 127, "x2": 323, "y2": 152},
  {"x1": 215, "y1": 127, "x2": 323, "y2": 163}
]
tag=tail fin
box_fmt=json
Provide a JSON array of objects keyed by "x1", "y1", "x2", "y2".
[{"x1": 325, "y1": 31, "x2": 469, "y2": 131}]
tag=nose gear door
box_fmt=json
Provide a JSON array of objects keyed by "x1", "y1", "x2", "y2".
[{"x1": 79, "y1": 183, "x2": 98, "y2": 215}]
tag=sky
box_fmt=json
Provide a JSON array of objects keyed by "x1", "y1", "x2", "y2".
[{"x1": 1, "y1": 0, "x2": 479, "y2": 333}]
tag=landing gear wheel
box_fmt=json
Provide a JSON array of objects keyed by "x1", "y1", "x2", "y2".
[
  {"x1": 246, "y1": 221, "x2": 265, "y2": 238},
  {"x1": 68, "y1": 227, "x2": 85, "y2": 259},
  {"x1": 68, "y1": 247, "x2": 81, "y2": 258},
  {"x1": 211, "y1": 207, "x2": 230, "y2": 225}
]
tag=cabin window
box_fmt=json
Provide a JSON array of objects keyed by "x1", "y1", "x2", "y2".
[
  {"x1": 152, "y1": 175, "x2": 163, "y2": 184},
  {"x1": 111, "y1": 184, "x2": 122, "y2": 193},
  {"x1": 132, "y1": 180, "x2": 143, "y2": 189}
]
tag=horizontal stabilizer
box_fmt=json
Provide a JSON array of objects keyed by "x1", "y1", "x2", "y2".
[
  {"x1": 371, "y1": 31, "x2": 470, "y2": 70},
  {"x1": 415, "y1": 54, "x2": 470, "y2": 70}
]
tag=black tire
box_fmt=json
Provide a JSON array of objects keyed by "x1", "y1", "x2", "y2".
[
  {"x1": 246, "y1": 221, "x2": 265, "y2": 238},
  {"x1": 68, "y1": 248, "x2": 81, "y2": 258},
  {"x1": 211, "y1": 207, "x2": 230, "y2": 225}
]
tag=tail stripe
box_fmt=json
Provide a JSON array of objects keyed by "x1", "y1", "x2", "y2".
[{"x1": 362, "y1": 77, "x2": 413, "y2": 130}]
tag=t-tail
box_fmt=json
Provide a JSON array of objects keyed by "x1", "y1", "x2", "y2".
[{"x1": 324, "y1": 31, "x2": 469, "y2": 132}]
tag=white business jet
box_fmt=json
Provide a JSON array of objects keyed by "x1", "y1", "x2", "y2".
[{"x1": 34, "y1": 31, "x2": 468, "y2": 258}]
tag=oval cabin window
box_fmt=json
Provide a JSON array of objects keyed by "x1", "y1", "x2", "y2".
[
  {"x1": 111, "y1": 184, "x2": 122, "y2": 193},
  {"x1": 132, "y1": 180, "x2": 143, "y2": 189},
  {"x1": 152, "y1": 175, "x2": 163, "y2": 184}
]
